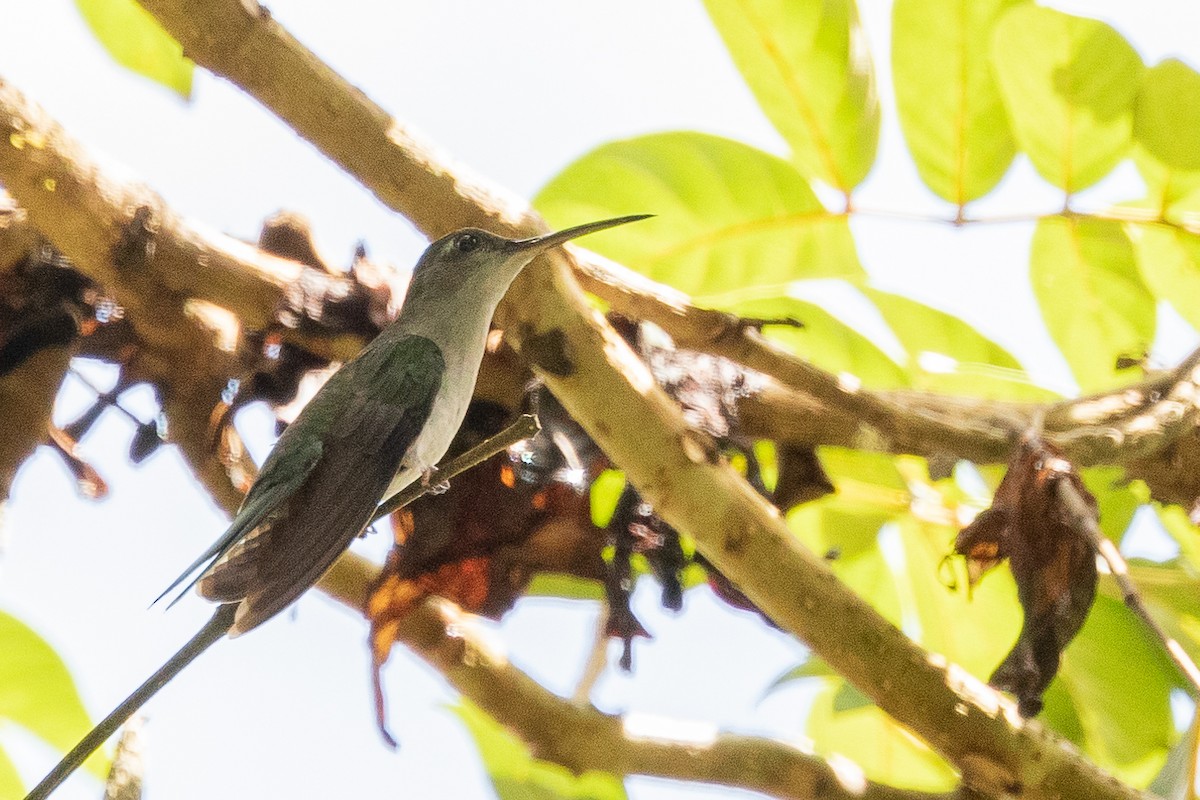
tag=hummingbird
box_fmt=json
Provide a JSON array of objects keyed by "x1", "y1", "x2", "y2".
[{"x1": 25, "y1": 213, "x2": 650, "y2": 800}]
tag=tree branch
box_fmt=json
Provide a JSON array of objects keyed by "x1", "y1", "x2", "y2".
[
  {"x1": 319, "y1": 553, "x2": 962, "y2": 800},
  {"x1": 120, "y1": 4, "x2": 1164, "y2": 798}
]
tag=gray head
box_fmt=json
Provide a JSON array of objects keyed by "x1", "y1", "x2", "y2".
[{"x1": 403, "y1": 214, "x2": 652, "y2": 312}]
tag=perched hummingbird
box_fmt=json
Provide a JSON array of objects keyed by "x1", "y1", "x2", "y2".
[{"x1": 25, "y1": 214, "x2": 649, "y2": 800}]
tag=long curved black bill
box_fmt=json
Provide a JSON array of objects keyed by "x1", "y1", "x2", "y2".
[{"x1": 512, "y1": 214, "x2": 652, "y2": 255}]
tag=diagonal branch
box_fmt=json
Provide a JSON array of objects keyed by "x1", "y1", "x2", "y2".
[{"x1": 319, "y1": 553, "x2": 963, "y2": 800}]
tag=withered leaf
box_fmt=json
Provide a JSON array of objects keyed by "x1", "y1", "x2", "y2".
[
  {"x1": 773, "y1": 444, "x2": 835, "y2": 511},
  {"x1": 364, "y1": 316, "x2": 810, "y2": 740},
  {"x1": 366, "y1": 401, "x2": 608, "y2": 742},
  {"x1": 954, "y1": 433, "x2": 1098, "y2": 716},
  {"x1": 128, "y1": 420, "x2": 164, "y2": 464}
]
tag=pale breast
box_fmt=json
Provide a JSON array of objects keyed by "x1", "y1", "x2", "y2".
[{"x1": 381, "y1": 332, "x2": 487, "y2": 500}]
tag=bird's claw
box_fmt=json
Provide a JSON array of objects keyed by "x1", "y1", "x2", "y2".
[{"x1": 420, "y1": 467, "x2": 450, "y2": 495}]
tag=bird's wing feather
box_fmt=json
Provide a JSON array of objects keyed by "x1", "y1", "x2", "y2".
[
  {"x1": 205, "y1": 335, "x2": 446, "y2": 634},
  {"x1": 154, "y1": 433, "x2": 324, "y2": 607}
]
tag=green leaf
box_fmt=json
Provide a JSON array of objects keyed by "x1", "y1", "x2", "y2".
[
  {"x1": 788, "y1": 502, "x2": 900, "y2": 627},
  {"x1": 1109, "y1": 560, "x2": 1200, "y2": 676},
  {"x1": 1132, "y1": 146, "x2": 1200, "y2": 216},
  {"x1": 1030, "y1": 216, "x2": 1155, "y2": 392},
  {"x1": 75, "y1": 0, "x2": 193, "y2": 97},
  {"x1": 702, "y1": 0, "x2": 880, "y2": 191},
  {"x1": 1054, "y1": 595, "x2": 1178, "y2": 786},
  {"x1": 819, "y1": 448, "x2": 907, "y2": 494},
  {"x1": 861, "y1": 288, "x2": 1052, "y2": 400},
  {"x1": 787, "y1": 451, "x2": 910, "y2": 626},
  {"x1": 1135, "y1": 59, "x2": 1200, "y2": 172},
  {"x1": 728, "y1": 295, "x2": 909, "y2": 389},
  {"x1": 453, "y1": 700, "x2": 627, "y2": 800},
  {"x1": 894, "y1": 517, "x2": 1022, "y2": 679},
  {"x1": 891, "y1": 0, "x2": 1021, "y2": 205},
  {"x1": 1038, "y1": 678, "x2": 1086, "y2": 748},
  {"x1": 524, "y1": 574, "x2": 605, "y2": 602},
  {"x1": 806, "y1": 681, "x2": 956, "y2": 790},
  {"x1": 1158, "y1": 506, "x2": 1200, "y2": 574},
  {"x1": 831, "y1": 681, "x2": 873, "y2": 713},
  {"x1": 535, "y1": 132, "x2": 862, "y2": 299},
  {"x1": 1079, "y1": 466, "x2": 1141, "y2": 544},
  {"x1": 589, "y1": 469, "x2": 626, "y2": 529},
  {"x1": 0, "y1": 748, "x2": 23, "y2": 800},
  {"x1": 1148, "y1": 718, "x2": 1200, "y2": 800},
  {"x1": 992, "y1": 5, "x2": 1142, "y2": 192},
  {"x1": 1127, "y1": 222, "x2": 1200, "y2": 333},
  {"x1": 768, "y1": 654, "x2": 836, "y2": 693},
  {"x1": 0, "y1": 611, "x2": 107, "y2": 781},
  {"x1": 1116, "y1": 560, "x2": 1200, "y2": 631}
]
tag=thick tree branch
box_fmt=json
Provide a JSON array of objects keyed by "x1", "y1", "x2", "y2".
[
  {"x1": 119, "y1": 4, "x2": 1165, "y2": 799},
  {"x1": 0, "y1": 82, "x2": 309, "y2": 335},
  {"x1": 319, "y1": 553, "x2": 961, "y2": 800}
]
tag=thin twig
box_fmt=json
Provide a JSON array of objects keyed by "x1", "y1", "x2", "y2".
[
  {"x1": 1056, "y1": 479, "x2": 1200, "y2": 696},
  {"x1": 67, "y1": 366, "x2": 145, "y2": 427},
  {"x1": 572, "y1": 605, "x2": 611, "y2": 704},
  {"x1": 370, "y1": 413, "x2": 541, "y2": 523}
]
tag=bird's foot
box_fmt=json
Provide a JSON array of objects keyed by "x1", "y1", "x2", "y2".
[{"x1": 420, "y1": 467, "x2": 450, "y2": 495}]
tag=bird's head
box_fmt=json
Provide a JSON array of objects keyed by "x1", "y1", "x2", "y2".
[{"x1": 405, "y1": 214, "x2": 652, "y2": 310}]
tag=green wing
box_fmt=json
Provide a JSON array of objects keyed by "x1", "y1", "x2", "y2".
[{"x1": 196, "y1": 334, "x2": 446, "y2": 633}]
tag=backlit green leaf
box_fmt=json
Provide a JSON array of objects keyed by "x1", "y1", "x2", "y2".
[
  {"x1": 1135, "y1": 59, "x2": 1200, "y2": 172},
  {"x1": 1114, "y1": 560, "x2": 1200, "y2": 674},
  {"x1": 729, "y1": 295, "x2": 909, "y2": 389},
  {"x1": 1158, "y1": 506, "x2": 1200, "y2": 574},
  {"x1": 75, "y1": 0, "x2": 193, "y2": 97},
  {"x1": 767, "y1": 654, "x2": 836, "y2": 693},
  {"x1": 819, "y1": 447, "x2": 908, "y2": 495},
  {"x1": 892, "y1": 0, "x2": 1021, "y2": 205},
  {"x1": 535, "y1": 133, "x2": 862, "y2": 300},
  {"x1": 1030, "y1": 216, "x2": 1154, "y2": 391},
  {"x1": 525, "y1": 574, "x2": 605, "y2": 602},
  {"x1": 454, "y1": 700, "x2": 627, "y2": 800},
  {"x1": 992, "y1": 5, "x2": 1142, "y2": 192},
  {"x1": 1127, "y1": 219, "x2": 1200, "y2": 333},
  {"x1": 1079, "y1": 466, "x2": 1141, "y2": 545},
  {"x1": 806, "y1": 681, "x2": 956, "y2": 790},
  {"x1": 589, "y1": 469, "x2": 626, "y2": 529},
  {"x1": 0, "y1": 748, "x2": 22, "y2": 800},
  {"x1": 0, "y1": 611, "x2": 107, "y2": 783},
  {"x1": 703, "y1": 0, "x2": 880, "y2": 191},
  {"x1": 1133, "y1": 146, "x2": 1200, "y2": 216},
  {"x1": 1054, "y1": 595, "x2": 1178, "y2": 786},
  {"x1": 895, "y1": 517, "x2": 1022, "y2": 679},
  {"x1": 862, "y1": 288, "x2": 1052, "y2": 400}
]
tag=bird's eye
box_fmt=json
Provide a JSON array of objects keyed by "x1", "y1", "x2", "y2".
[{"x1": 454, "y1": 233, "x2": 481, "y2": 254}]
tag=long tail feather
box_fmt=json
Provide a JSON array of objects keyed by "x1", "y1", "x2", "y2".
[{"x1": 24, "y1": 605, "x2": 237, "y2": 800}]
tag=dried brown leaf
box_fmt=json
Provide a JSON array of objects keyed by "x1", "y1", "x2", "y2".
[{"x1": 955, "y1": 434, "x2": 1098, "y2": 716}]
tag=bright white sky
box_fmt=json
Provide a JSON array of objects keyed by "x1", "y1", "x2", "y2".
[{"x1": 1, "y1": 2, "x2": 1198, "y2": 799}]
